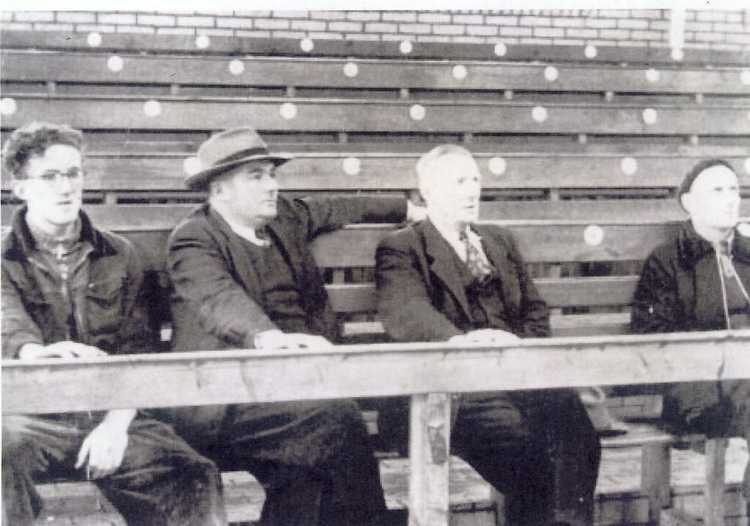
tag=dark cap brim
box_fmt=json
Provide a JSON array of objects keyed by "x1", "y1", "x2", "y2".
[{"x1": 185, "y1": 153, "x2": 291, "y2": 190}]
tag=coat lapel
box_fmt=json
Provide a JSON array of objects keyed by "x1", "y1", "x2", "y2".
[
  {"x1": 421, "y1": 220, "x2": 472, "y2": 320},
  {"x1": 206, "y1": 207, "x2": 264, "y2": 298}
]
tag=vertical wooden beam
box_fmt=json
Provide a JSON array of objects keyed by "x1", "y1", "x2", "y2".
[
  {"x1": 704, "y1": 438, "x2": 727, "y2": 526},
  {"x1": 642, "y1": 442, "x2": 672, "y2": 525},
  {"x1": 409, "y1": 393, "x2": 451, "y2": 526}
]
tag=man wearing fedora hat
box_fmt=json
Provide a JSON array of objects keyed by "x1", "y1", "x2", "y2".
[
  {"x1": 631, "y1": 159, "x2": 750, "y2": 507},
  {"x1": 166, "y1": 127, "x2": 424, "y2": 526}
]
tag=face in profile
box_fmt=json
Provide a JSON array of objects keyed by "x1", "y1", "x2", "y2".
[
  {"x1": 681, "y1": 164, "x2": 740, "y2": 231},
  {"x1": 212, "y1": 160, "x2": 280, "y2": 228},
  {"x1": 12, "y1": 144, "x2": 84, "y2": 230},
  {"x1": 420, "y1": 153, "x2": 482, "y2": 227}
]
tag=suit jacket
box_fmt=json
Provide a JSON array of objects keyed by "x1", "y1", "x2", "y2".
[
  {"x1": 375, "y1": 219, "x2": 549, "y2": 342},
  {"x1": 166, "y1": 195, "x2": 405, "y2": 442}
]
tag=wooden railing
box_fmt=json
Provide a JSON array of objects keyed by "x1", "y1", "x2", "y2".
[{"x1": 4, "y1": 331, "x2": 750, "y2": 525}]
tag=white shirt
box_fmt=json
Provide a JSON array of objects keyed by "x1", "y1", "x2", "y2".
[{"x1": 430, "y1": 220, "x2": 490, "y2": 266}]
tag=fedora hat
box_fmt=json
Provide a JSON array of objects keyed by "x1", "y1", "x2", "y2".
[{"x1": 185, "y1": 127, "x2": 291, "y2": 189}]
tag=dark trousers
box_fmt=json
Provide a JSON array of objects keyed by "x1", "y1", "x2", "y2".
[
  {"x1": 666, "y1": 379, "x2": 750, "y2": 501},
  {"x1": 379, "y1": 389, "x2": 601, "y2": 526},
  {"x1": 176, "y1": 399, "x2": 387, "y2": 526},
  {"x1": 2, "y1": 415, "x2": 227, "y2": 526}
]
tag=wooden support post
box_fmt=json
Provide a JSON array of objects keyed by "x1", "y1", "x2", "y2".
[
  {"x1": 704, "y1": 438, "x2": 727, "y2": 526},
  {"x1": 409, "y1": 393, "x2": 451, "y2": 526},
  {"x1": 642, "y1": 442, "x2": 672, "y2": 525}
]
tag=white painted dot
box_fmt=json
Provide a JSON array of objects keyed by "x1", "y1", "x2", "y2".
[
  {"x1": 695, "y1": 93, "x2": 704, "y2": 104},
  {"x1": 745, "y1": 157, "x2": 750, "y2": 174},
  {"x1": 0, "y1": 97, "x2": 17, "y2": 115},
  {"x1": 620, "y1": 157, "x2": 638, "y2": 175},
  {"x1": 494, "y1": 42, "x2": 507, "y2": 57},
  {"x1": 584, "y1": 45, "x2": 597, "y2": 59},
  {"x1": 183, "y1": 156, "x2": 202, "y2": 176},
  {"x1": 452, "y1": 64, "x2": 468, "y2": 80},
  {"x1": 143, "y1": 99, "x2": 162, "y2": 117},
  {"x1": 544, "y1": 66, "x2": 559, "y2": 82},
  {"x1": 642, "y1": 108, "x2": 658, "y2": 125},
  {"x1": 342, "y1": 157, "x2": 361, "y2": 175},
  {"x1": 671, "y1": 47, "x2": 684, "y2": 62},
  {"x1": 343, "y1": 62, "x2": 359, "y2": 78},
  {"x1": 228, "y1": 59, "x2": 245, "y2": 75},
  {"x1": 503, "y1": 90, "x2": 514, "y2": 100},
  {"x1": 107, "y1": 55, "x2": 124, "y2": 72},
  {"x1": 645, "y1": 68, "x2": 660, "y2": 83},
  {"x1": 584, "y1": 225, "x2": 604, "y2": 246},
  {"x1": 399, "y1": 40, "x2": 413, "y2": 54},
  {"x1": 604, "y1": 91, "x2": 615, "y2": 101},
  {"x1": 300, "y1": 38, "x2": 314, "y2": 52},
  {"x1": 409, "y1": 104, "x2": 426, "y2": 121},
  {"x1": 738, "y1": 222, "x2": 750, "y2": 237},
  {"x1": 280, "y1": 102, "x2": 298, "y2": 120},
  {"x1": 531, "y1": 105, "x2": 548, "y2": 123},
  {"x1": 195, "y1": 35, "x2": 210, "y2": 49},
  {"x1": 87, "y1": 32, "x2": 102, "y2": 47},
  {"x1": 488, "y1": 157, "x2": 507, "y2": 175},
  {"x1": 741, "y1": 70, "x2": 750, "y2": 86}
]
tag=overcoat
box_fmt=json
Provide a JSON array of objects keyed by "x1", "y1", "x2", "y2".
[{"x1": 167, "y1": 195, "x2": 406, "y2": 441}]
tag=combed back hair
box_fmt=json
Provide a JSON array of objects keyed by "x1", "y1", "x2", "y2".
[
  {"x1": 2, "y1": 122, "x2": 84, "y2": 179},
  {"x1": 416, "y1": 144, "x2": 475, "y2": 187}
]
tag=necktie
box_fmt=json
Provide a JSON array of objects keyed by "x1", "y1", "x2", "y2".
[{"x1": 461, "y1": 231, "x2": 494, "y2": 283}]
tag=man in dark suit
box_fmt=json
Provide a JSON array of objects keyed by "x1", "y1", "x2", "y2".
[
  {"x1": 375, "y1": 144, "x2": 601, "y2": 526},
  {"x1": 167, "y1": 126, "x2": 424, "y2": 526}
]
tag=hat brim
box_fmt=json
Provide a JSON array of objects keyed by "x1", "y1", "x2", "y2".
[{"x1": 185, "y1": 153, "x2": 291, "y2": 190}]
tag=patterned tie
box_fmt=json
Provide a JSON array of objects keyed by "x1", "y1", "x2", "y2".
[
  {"x1": 716, "y1": 240, "x2": 734, "y2": 278},
  {"x1": 461, "y1": 231, "x2": 494, "y2": 283}
]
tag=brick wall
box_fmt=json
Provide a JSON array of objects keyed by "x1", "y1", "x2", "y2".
[{"x1": 2, "y1": 9, "x2": 750, "y2": 51}]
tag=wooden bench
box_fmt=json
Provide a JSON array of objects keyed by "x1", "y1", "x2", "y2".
[{"x1": 2, "y1": 29, "x2": 749, "y2": 525}]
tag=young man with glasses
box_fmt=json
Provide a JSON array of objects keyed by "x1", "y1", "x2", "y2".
[{"x1": 2, "y1": 121, "x2": 227, "y2": 525}]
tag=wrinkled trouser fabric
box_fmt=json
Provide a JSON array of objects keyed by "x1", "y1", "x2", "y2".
[
  {"x1": 2, "y1": 415, "x2": 227, "y2": 526},
  {"x1": 175, "y1": 399, "x2": 387, "y2": 526},
  {"x1": 379, "y1": 389, "x2": 601, "y2": 526}
]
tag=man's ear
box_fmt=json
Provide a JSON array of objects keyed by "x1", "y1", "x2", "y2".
[
  {"x1": 680, "y1": 191, "x2": 694, "y2": 215},
  {"x1": 11, "y1": 179, "x2": 29, "y2": 202}
]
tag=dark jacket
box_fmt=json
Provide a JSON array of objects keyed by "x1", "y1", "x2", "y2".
[
  {"x1": 375, "y1": 219, "x2": 550, "y2": 342},
  {"x1": 631, "y1": 220, "x2": 750, "y2": 430},
  {"x1": 2, "y1": 207, "x2": 153, "y2": 359},
  {"x1": 166, "y1": 195, "x2": 406, "y2": 442}
]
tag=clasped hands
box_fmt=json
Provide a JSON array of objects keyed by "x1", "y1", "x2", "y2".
[{"x1": 449, "y1": 328, "x2": 521, "y2": 346}]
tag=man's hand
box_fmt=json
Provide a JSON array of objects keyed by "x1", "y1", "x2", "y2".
[
  {"x1": 254, "y1": 330, "x2": 333, "y2": 350},
  {"x1": 75, "y1": 410, "x2": 134, "y2": 479},
  {"x1": 18, "y1": 341, "x2": 108, "y2": 360},
  {"x1": 449, "y1": 329, "x2": 521, "y2": 345}
]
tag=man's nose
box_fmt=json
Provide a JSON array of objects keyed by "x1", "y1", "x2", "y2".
[{"x1": 263, "y1": 175, "x2": 279, "y2": 191}]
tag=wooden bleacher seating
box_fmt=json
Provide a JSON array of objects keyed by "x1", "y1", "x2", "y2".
[{"x1": 2, "y1": 30, "x2": 750, "y2": 525}]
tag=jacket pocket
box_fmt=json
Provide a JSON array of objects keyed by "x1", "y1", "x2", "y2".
[{"x1": 85, "y1": 276, "x2": 125, "y2": 337}]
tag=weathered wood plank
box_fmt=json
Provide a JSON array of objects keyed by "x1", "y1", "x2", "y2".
[
  {"x1": 4, "y1": 331, "x2": 750, "y2": 415},
  {"x1": 409, "y1": 393, "x2": 452, "y2": 526},
  {"x1": 3, "y1": 30, "x2": 749, "y2": 66},
  {"x1": 3, "y1": 155, "x2": 749, "y2": 193},
  {"x1": 704, "y1": 439, "x2": 729, "y2": 526},
  {"x1": 4, "y1": 51, "x2": 750, "y2": 95},
  {"x1": 3, "y1": 96, "x2": 749, "y2": 135}
]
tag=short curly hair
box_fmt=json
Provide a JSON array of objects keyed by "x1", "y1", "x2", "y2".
[{"x1": 2, "y1": 122, "x2": 84, "y2": 179}]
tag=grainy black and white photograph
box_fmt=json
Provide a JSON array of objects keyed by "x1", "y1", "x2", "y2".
[{"x1": 1, "y1": 3, "x2": 749, "y2": 525}]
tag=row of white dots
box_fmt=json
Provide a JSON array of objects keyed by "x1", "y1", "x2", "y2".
[
  {"x1": 84, "y1": 31, "x2": 695, "y2": 65},
  {"x1": 3, "y1": 97, "x2": 750, "y2": 127},
  {"x1": 182, "y1": 154, "x2": 750, "y2": 178},
  {"x1": 94, "y1": 51, "x2": 750, "y2": 87}
]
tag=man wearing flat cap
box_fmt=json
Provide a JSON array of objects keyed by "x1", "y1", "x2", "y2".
[
  {"x1": 167, "y1": 127, "x2": 423, "y2": 526},
  {"x1": 631, "y1": 159, "x2": 750, "y2": 503}
]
